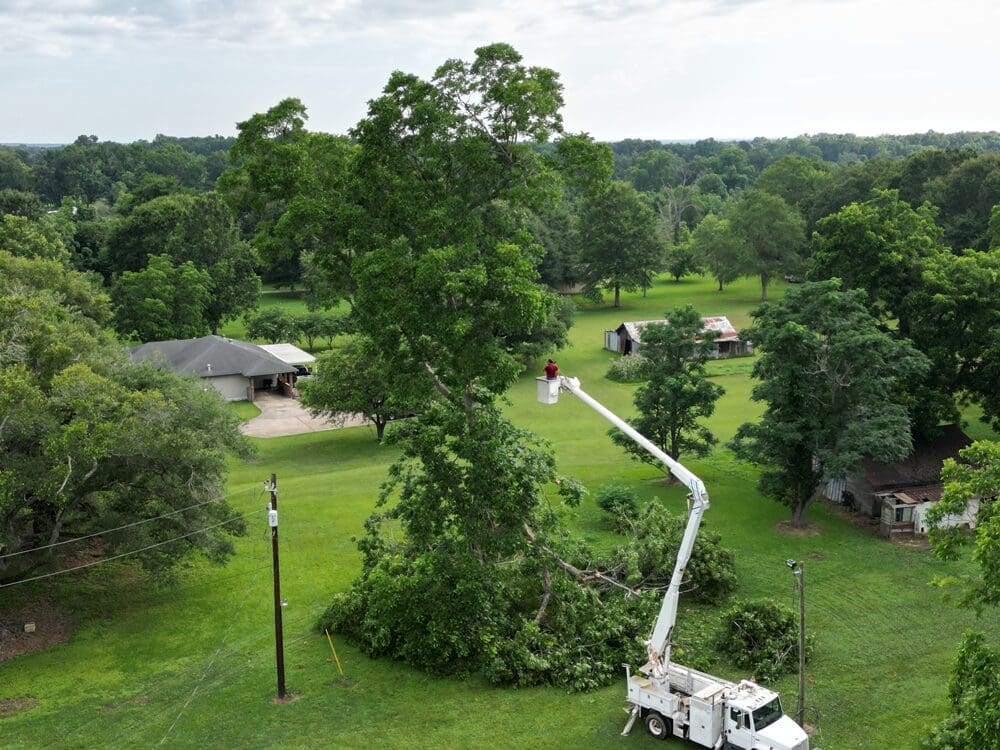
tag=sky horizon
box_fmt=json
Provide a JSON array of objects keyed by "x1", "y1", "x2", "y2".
[{"x1": 2, "y1": 0, "x2": 998, "y2": 144}]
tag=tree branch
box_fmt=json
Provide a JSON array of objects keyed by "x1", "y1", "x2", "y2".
[
  {"x1": 535, "y1": 563, "x2": 552, "y2": 624},
  {"x1": 423, "y1": 362, "x2": 454, "y2": 400},
  {"x1": 523, "y1": 522, "x2": 639, "y2": 597}
]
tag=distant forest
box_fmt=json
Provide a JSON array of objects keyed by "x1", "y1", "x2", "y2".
[{"x1": 2, "y1": 126, "x2": 1000, "y2": 332}]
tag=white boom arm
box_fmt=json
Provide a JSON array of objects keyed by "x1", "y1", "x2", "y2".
[{"x1": 551, "y1": 376, "x2": 709, "y2": 677}]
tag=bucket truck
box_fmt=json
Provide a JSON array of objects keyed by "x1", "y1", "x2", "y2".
[{"x1": 537, "y1": 376, "x2": 811, "y2": 750}]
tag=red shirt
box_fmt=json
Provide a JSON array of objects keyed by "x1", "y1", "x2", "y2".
[{"x1": 544, "y1": 362, "x2": 559, "y2": 379}]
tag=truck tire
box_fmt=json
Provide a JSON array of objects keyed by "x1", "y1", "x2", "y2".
[{"x1": 645, "y1": 712, "x2": 671, "y2": 740}]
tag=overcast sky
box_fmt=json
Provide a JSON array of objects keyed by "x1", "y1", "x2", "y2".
[{"x1": 1, "y1": 0, "x2": 998, "y2": 144}]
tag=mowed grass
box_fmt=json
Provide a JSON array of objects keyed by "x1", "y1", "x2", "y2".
[{"x1": 3, "y1": 275, "x2": 999, "y2": 749}]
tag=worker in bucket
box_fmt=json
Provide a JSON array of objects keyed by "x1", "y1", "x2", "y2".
[{"x1": 544, "y1": 359, "x2": 559, "y2": 380}]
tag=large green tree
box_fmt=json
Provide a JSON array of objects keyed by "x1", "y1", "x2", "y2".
[
  {"x1": 0, "y1": 214, "x2": 72, "y2": 264},
  {"x1": 809, "y1": 189, "x2": 946, "y2": 331},
  {"x1": 112, "y1": 254, "x2": 212, "y2": 342},
  {"x1": 319, "y1": 45, "x2": 656, "y2": 690},
  {"x1": 730, "y1": 281, "x2": 928, "y2": 526},
  {"x1": 219, "y1": 98, "x2": 356, "y2": 293},
  {"x1": 610, "y1": 305, "x2": 724, "y2": 471},
  {"x1": 578, "y1": 181, "x2": 663, "y2": 307},
  {"x1": 0, "y1": 255, "x2": 250, "y2": 583},
  {"x1": 810, "y1": 192, "x2": 1000, "y2": 434},
  {"x1": 105, "y1": 192, "x2": 259, "y2": 331},
  {"x1": 753, "y1": 155, "x2": 833, "y2": 230},
  {"x1": 688, "y1": 214, "x2": 744, "y2": 291},
  {"x1": 300, "y1": 335, "x2": 428, "y2": 442},
  {"x1": 926, "y1": 152, "x2": 1000, "y2": 250},
  {"x1": 729, "y1": 190, "x2": 806, "y2": 301},
  {"x1": 904, "y1": 248, "x2": 1000, "y2": 431}
]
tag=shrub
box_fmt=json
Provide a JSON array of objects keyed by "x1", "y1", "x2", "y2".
[
  {"x1": 717, "y1": 599, "x2": 810, "y2": 682},
  {"x1": 595, "y1": 481, "x2": 640, "y2": 532},
  {"x1": 606, "y1": 355, "x2": 648, "y2": 383},
  {"x1": 608, "y1": 499, "x2": 737, "y2": 604}
]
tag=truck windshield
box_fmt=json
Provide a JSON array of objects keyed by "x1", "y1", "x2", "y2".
[{"x1": 752, "y1": 698, "x2": 783, "y2": 730}]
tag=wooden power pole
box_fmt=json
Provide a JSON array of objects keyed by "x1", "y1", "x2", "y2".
[
  {"x1": 268, "y1": 473, "x2": 286, "y2": 699},
  {"x1": 787, "y1": 559, "x2": 805, "y2": 726}
]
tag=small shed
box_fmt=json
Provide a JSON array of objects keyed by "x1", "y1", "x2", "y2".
[
  {"x1": 603, "y1": 316, "x2": 752, "y2": 358},
  {"x1": 131, "y1": 335, "x2": 297, "y2": 402}
]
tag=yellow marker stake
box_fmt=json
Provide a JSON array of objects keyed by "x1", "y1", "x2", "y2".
[{"x1": 325, "y1": 629, "x2": 344, "y2": 676}]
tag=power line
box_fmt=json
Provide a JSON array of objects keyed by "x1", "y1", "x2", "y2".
[
  {"x1": 157, "y1": 563, "x2": 261, "y2": 746},
  {"x1": 0, "y1": 511, "x2": 262, "y2": 590},
  {"x1": 0, "y1": 493, "x2": 245, "y2": 561}
]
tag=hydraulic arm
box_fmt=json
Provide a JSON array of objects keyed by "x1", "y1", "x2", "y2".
[{"x1": 548, "y1": 376, "x2": 709, "y2": 677}]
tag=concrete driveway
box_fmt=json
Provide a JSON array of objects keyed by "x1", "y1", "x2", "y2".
[{"x1": 240, "y1": 391, "x2": 366, "y2": 438}]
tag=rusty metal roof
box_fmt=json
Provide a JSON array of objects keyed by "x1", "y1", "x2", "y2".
[
  {"x1": 863, "y1": 425, "x2": 971, "y2": 490},
  {"x1": 616, "y1": 316, "x2": 741, "y2": 344}
]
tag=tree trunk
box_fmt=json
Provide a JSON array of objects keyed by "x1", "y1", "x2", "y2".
[
  {"x1": 614, "y1": 284, "x2": 621, "y2": 308},
  {"x1": 760, "y1": 271, "x2": 769, "y2": 302},
  {"x1": 791, "y1": 499, "x2": 809, "y2": 528},
  {"x1": 717, "y1": 278, "x2": 723, "y2": 292},
  {"x1": 375, "y1": 417, "x2": 387, "y2": 442}
]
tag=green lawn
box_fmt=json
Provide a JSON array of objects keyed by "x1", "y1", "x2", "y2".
[
  {"x1": 3, "y1": 275, "x2": 998, "y2": 749},
  {"x1": 226, "y1": 400, "x2": 262, "y2": 421}
]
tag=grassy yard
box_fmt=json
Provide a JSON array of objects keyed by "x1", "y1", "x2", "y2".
[
  {"x1": 226, "y1": 400, "x2": 262, "y2": 421},
  {"x1": 3, "y1": 275, "x2": 998, "y2": 749}
]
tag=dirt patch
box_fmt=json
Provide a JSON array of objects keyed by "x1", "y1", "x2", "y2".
[
  {"x1": 0, "y1": 601, "x2": 74, "y2": 663},
  {"x1": 0, "y1": 696, "x2": 38, "y2": 718},
  {"x1": 892, "y1": 536, "x2": 932, "y2": 550},
  {"x1": 774, "y1": 520, "x2": 821, "y2": 536},
  {"x1": 270, "y1": 692, "x2": 303, "y2": 705},
  {"x1": 825, "y1": 500, "x2": 880, "y2": 532},
  {"x1": 806, "y1": 551, "x2": 825, "y2": 560}
]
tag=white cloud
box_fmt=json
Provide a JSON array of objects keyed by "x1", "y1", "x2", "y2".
[{"x1": 0, "y1": 0, "x2": 998, "y2": 142}]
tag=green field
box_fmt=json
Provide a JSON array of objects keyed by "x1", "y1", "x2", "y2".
[{"x1": 3, "y1": 275, "x2": 998, "y2": 749}]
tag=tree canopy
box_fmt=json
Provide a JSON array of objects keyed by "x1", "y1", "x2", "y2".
[
  {"x1": 300, "y1": 335, "x2": 428, "y2": 442},
  {"x1": 578, "y1": 181, "x2": 663, "y2": 307},
  {"x1": 0, "y1": 254, "x2": 251, "y2": 583},
  {"x1": 728, "y1": 190, "x2": 806, "y2": 301},
  {"x1": 315, "y1": 45, "x2": 675, "y2": 691},
  {"x1": 922, "y1": 443, "x2": 1000, "y2": 749},
  {"x1": 730, "y1": 281, "x2": 928, "y2": 526}
]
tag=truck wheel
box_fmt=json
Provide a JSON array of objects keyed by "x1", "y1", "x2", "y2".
[{"x1": 645, "y1": 712, "x2": 671, "y2": 740}]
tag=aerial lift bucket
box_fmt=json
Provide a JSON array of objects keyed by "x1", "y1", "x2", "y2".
[{"x1": 536, "y1": 377, "x2": 560, "y2": 405}]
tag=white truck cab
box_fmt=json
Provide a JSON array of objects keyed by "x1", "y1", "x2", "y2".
[{"x1": 723, "y1": 682, "x2": 809, "y2": 750}]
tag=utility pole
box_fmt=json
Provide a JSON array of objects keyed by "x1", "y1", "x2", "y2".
[
  {"x1": 786, "y1": 559, "x2": 805, "y2": 726},
  {"x1": 268, "y1": 473, "x2": 286, "y2": 699}
]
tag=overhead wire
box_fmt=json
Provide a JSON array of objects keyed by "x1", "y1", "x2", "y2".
[
  {"x1": 0, "y1": 511, "x2": 263, "y2": 589},
  {"x1": 0, "y1": 493, "x2": 245, "y2": 561},
  {"x1": 59, "y1": 510, "x2": 273, "y2": 744},
  {"x1": 157, "y1": 562, "x2": 262, "y2": 745}
]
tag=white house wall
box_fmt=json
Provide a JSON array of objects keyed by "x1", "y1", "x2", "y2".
[
  {"x1": 914, "y1": 498, "x2": 980, "y2": 534},
  {"x1": 208, "y1": 375, "x2": 252, "y2": 401}
]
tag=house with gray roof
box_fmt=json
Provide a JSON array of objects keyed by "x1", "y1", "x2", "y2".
[{"x1": 131, "y1": 335, "x2": 297, "y2": 402}]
